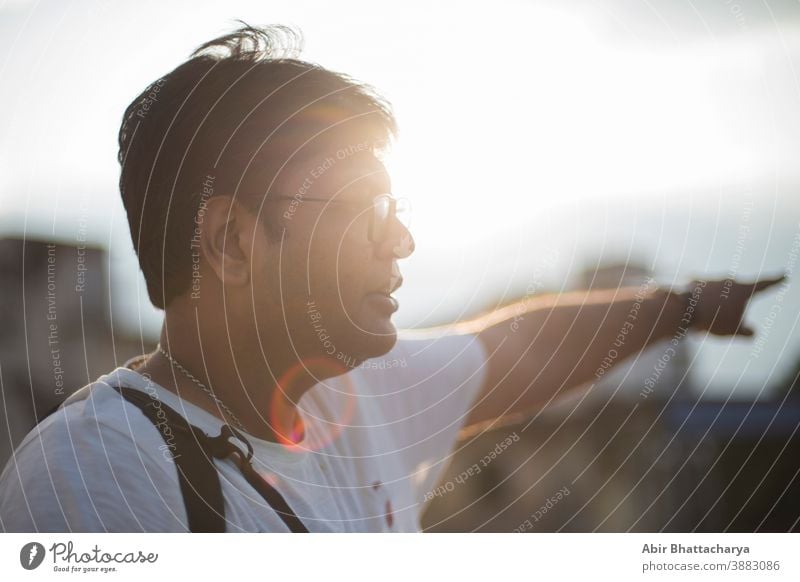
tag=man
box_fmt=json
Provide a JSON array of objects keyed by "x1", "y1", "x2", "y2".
[{"x1": 0, "y1": 25, "x2": 783, "y2": 532}]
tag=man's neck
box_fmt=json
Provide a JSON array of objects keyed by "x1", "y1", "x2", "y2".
[{"x1": 133, "y1": 322, "x2": 326, "y2": 444}]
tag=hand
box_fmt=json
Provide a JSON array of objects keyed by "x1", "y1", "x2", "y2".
[{"x1": 687, "y1": 274, "x2": 786, "y2": 336}]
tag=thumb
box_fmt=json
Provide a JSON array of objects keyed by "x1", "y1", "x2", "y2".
[{"x1": 736, "y1": 325, "x2": 755, "y2": 337}]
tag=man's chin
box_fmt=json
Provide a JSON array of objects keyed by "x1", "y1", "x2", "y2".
[
  {"x1": 364, "y1": 329, "x2": 398, "y2": 359},
  {"x1": 345, "y1": 320, "x2": 398, "y2": 363}
]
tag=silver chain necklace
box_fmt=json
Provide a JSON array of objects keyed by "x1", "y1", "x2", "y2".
[{"x1": 155, "y1": 344, "x2": 246, "y2": 431}]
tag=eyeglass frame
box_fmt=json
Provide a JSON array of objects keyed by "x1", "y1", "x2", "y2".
[{"x1": 254, "y1": 193, "x2": 410, "y2": 244}]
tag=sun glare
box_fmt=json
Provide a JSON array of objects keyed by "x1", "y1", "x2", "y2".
[{"x1": 382, "y1": 5, "x2": 769, "y2": 250}]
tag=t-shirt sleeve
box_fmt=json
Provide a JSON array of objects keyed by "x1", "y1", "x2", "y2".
[
  {"x1": 0, "y1": 400, "x2": 189, "y2": 533},
  {"x1": 359, "y1": 332, "x2": 488, "y2": 507}
]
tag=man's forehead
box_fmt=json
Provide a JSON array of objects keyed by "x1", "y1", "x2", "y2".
[{"x1": 280, "y1": 145, "x2": 390, "y2": 196}]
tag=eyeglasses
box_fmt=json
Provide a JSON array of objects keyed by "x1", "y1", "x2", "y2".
[{"x1": 264, "y1": 193, "x2": 411, "y2": 244}]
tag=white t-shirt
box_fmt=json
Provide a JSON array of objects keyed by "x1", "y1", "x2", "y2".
[{"x1": 0, "y1": 333, "x2": 487, "y2": 532}]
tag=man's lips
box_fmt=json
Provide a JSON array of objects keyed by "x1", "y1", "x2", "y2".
[
  {"x1": 364, "y1": 291, "x2": 399, "y2": 313},
  {"x1": 368, "y1": 275, "x2": 403, "y2": 297},
  {"x1": 365, "y1": 271, "x2": 402, "y2": 314}
]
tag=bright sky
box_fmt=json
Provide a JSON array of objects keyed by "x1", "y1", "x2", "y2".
[{"x1": 1, "y1": 0, "x2": 799, "y2": 397}]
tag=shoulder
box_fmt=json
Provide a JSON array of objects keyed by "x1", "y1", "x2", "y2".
[
  {"x1": 24, "y1": 373, "x2": 173, "y2": 464},
  {"x1": 303, "y1": 332, "x2": 489, "y2": 428},
  {"x1": 393, "y1": 331, "x2": 488, "y2": 366},
  {"x1": 0, "y1": 372, "x2": 186, "y2": 532},
  {"x1": 360, "y1": 332, "x2": 488, "y2": 390}
]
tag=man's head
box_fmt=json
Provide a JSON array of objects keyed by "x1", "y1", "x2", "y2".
[{"x1": 118, "y1": 24, "x2": 414, "y2": 369}]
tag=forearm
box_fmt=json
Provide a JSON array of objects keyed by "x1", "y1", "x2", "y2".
[
  {"x1": 469, "y1": 283, "x2": 688, "y2": 422},
  {"x1": 528, "y1": 285, "x2": 687, "y2": 386}
]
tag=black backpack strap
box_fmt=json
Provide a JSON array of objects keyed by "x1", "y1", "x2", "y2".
[
  {"x1": 109, "y1": 385, "x2": 226, "y2": 532},
  {"x1": 218, "y1": 430, "x2": 310, "y2": 534},
  {"x1": 108, "y1": 384, "x2": 309, "y2": 533}
]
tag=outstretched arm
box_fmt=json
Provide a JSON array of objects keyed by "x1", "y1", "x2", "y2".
[{"x1": 462, "y1": 275, "x2": 785, "y2": 426}]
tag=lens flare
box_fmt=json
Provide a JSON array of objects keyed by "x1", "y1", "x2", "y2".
[{"x1": 270, "y1": 355, "x2": 358, "y2": 451}]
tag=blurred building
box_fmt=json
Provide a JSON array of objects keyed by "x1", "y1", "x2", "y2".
[{"x1": 0, "y1": 237, "x2": 153, "y2": 469}]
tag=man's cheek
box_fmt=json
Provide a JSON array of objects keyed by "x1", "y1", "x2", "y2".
[{"x1": 327, "y1": 244, "x2": 367, "y2": 285}]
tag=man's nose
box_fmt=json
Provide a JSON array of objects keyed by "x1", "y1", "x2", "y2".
[{"x1": 377, "y1": 220, "x2": 415, "y2": 260}]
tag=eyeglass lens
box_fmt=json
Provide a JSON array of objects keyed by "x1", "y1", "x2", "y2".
[{"x1": 370, "y1": 196, "x2": 411, "y2": 243}]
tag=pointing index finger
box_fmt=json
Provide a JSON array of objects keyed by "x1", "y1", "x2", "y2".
[{"x1": 753, "y1": 274, "x2": 787, "y2": 292}]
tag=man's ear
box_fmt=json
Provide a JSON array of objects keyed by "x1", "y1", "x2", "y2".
[{"x1": 197, "y1": 196, "x2": 260, "y2": 288}]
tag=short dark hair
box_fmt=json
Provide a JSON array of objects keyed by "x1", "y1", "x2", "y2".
[{"x1": 118, "y1": 24, "x2": 397, "y2": 309}]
